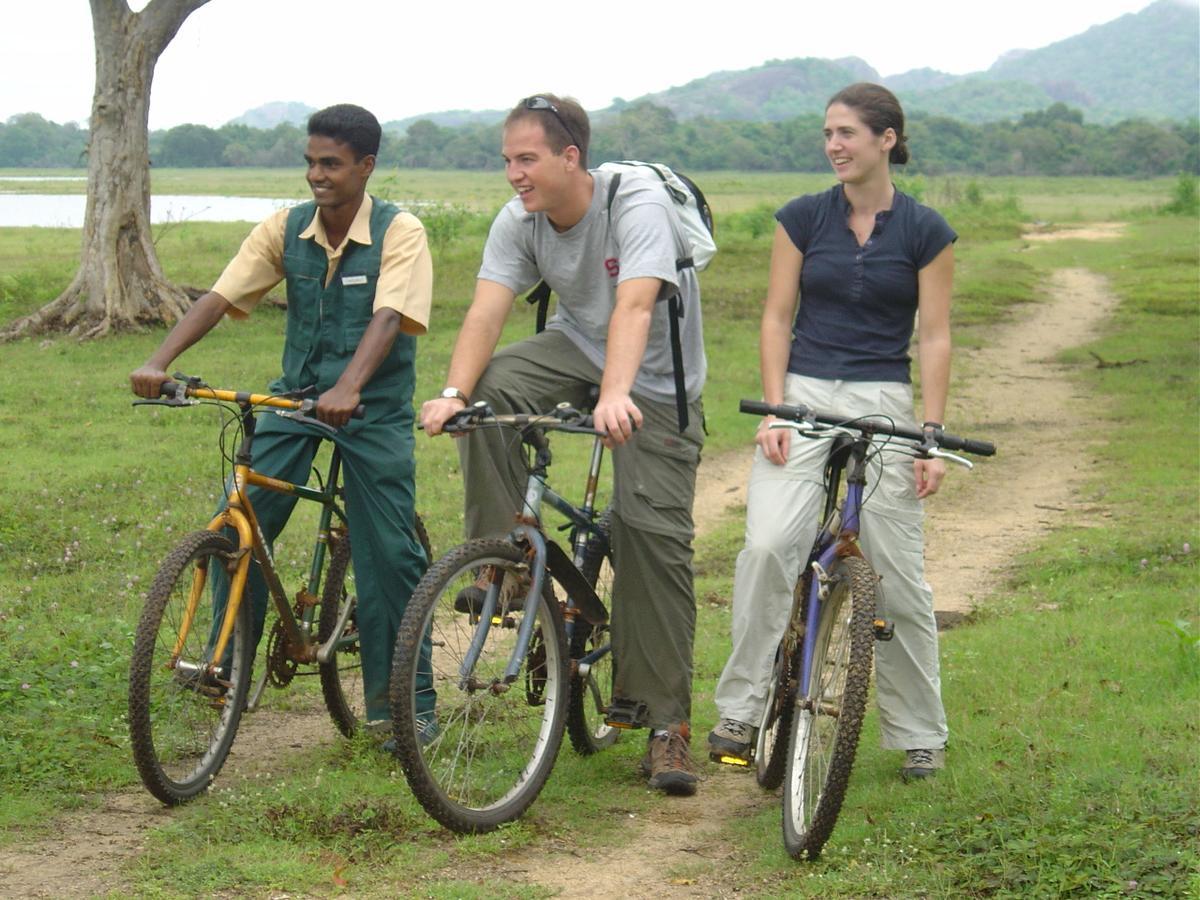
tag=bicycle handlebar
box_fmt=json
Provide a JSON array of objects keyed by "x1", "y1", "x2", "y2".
[
  {"x1": 437, "y1": 401, "x2": 601, "y2": 436},
  {"x1": 739, "y1": 399, "x2": 996, "y2": 457},
  {"x1": 155, "y1": 379, "x2": 366, "y2": 420}
]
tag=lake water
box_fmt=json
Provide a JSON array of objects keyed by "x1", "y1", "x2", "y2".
[{"x1": 0, "y1": 193, "x2": 299, "y2": 228}]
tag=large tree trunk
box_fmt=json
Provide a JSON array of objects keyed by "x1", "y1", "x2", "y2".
[{"x1": 2, "y1": 0, "x2": 211, "y2": 341}]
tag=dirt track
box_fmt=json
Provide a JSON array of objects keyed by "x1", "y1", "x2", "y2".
[{"x1": 0, "y1": 230, "x2": 1124, "y2": 898}]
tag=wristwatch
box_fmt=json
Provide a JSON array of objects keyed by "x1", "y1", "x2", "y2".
[{"x1": 440, "y1": 387, "x2": 468, "y2": 404}]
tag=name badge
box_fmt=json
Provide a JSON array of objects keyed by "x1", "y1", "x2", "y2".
[{"x1": 341, "y1": 274, "x2": 368, "y2": 286}]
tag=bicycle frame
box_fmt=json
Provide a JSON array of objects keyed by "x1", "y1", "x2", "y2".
[
  {"x1": 170, "y1": 396, "x2": 349, "y2": 685},
  {"x1": 456, "y1": 422, "x2": 610, "y2": 688},
  {"x1": 797, "y1": 437, "x2": 869, "y2": 698}
]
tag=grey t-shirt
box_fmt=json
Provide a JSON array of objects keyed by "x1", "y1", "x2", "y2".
[{"x1": 478, "y1": 168, "x2": 706, "y2": 403}]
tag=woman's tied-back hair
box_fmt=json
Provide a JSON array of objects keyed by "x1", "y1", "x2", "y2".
[
  {"x1": 505, "y1": 93, "x2": 591, "y2": 167},
  {"x1": 308, "y1": 104, "x2": 382, "y2": 161},
  {"x1": 827, "y1": 83, "x2": 909, "y2": 165}
]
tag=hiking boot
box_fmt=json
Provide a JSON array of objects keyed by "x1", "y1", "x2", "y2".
[
  {"x1": 900, "y1": 747, "x2": 946, "y2": 781},
  {"x1": 707, "y1": 717, "x2": 755, "y2": 763},
  {"x1": 369, "y1": 716, "x2": 439, "y2": 755},
  {"x1": 639, "y1": 723, "x2": 699, "y2": 796},
  {"x1": 454, "y1": 565, "x2": 530, "y2": 615}
]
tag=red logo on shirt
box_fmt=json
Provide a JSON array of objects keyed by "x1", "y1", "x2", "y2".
[{"x1": 604, "y1": 257, "x2": 619, "y2": 278}]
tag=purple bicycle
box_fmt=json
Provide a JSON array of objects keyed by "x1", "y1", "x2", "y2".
[{"x1": 738, "y1": 399, "x2": 994, "y2": 860}]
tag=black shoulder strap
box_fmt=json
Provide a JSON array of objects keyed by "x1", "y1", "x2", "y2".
[{"x1": 608, "y1": 168, "x2": 690, "y2": 432}]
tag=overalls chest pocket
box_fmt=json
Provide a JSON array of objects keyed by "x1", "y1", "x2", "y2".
[
  {"x1": 282, "y1": 252, "x2": 326, "y2": 352},
  {"x1": 337, "y1": 263, "x2": 381, "y2": 353}
]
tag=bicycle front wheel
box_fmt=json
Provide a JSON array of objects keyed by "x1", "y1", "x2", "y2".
[
  {"x1": 567, "y1": 510, "x2": 619, "y2": 755},
  {"x1": 319, "y1": 513, "x2": 432, "y2": 736},
  {"x1": 782, "y1": 556, "x2": 876, "y2": 860},
  {"x1": 390, "y1": 539, "x2": 568, "y2": 833},
  {"x1": 128, "y1": 530, "x2": 252, "y2": 804},
  {"x1": 757, "y1": 570, "x2": 809, "y2": 789}
]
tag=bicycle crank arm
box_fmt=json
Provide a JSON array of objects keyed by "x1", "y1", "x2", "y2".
[{"x1": 317, "y1": 597, "x2": 357, "y2": 664}]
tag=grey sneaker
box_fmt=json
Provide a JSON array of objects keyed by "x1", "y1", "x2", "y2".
[
  {"x1": 900, "y1": 747, "x2": 946, "y2": 781},
  {"x1": 454, "y1": 566, "x2": 530, "y2": 615},
  {"x1": 639, "y1": 724, "x2": 699, "y2": 796},
  {"x1": 707, "y1": 717, "x2": 755, "y2": 763}
]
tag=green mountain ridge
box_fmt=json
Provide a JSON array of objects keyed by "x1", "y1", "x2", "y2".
[{"x1": 232, "y1": 0, "x2": 1197, "y2": 130}]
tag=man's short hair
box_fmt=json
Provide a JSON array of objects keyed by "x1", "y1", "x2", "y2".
[
  {"x1": 505, "y1": 94, "x2": 590, "y2": 166},
  {"x1": 307, "y1": 104, "x2": 381, "y2": 160}
]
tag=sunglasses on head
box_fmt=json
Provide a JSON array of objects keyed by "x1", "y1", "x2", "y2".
[{"x1": 523, "y1": 96, "x2": 582, "y2": 151}]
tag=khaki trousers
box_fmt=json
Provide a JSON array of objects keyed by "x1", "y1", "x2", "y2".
[{"x1": 714, "y1": 373, "x2": 949, "y2": 750}]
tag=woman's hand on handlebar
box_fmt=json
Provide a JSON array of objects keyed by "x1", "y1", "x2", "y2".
[{"x1": 757, "y1": 414, "x2": 791, "y2": 466}]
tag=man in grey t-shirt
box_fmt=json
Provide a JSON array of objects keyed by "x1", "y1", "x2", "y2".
[{"x1": 422, "y1": 94, "x2": 706, "y2": 796}]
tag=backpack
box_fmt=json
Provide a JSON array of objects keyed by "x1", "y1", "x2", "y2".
[{"x1": 525, "y1": 161, "x2": 716, "y2": 431}]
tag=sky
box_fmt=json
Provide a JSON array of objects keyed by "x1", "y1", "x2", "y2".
[{"x1": 1, "y1": 0, "x2": 1182, "y2": 130}]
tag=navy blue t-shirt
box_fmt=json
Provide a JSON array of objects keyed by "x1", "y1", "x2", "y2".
[{"x1": 776, "y1": 185, "x2": 956, "y2": 383}]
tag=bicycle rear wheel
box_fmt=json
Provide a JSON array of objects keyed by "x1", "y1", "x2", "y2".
[
  {"x1": 782, "y1": 556, "x2": 876, "y2": 860},
  {"x1": 128, "y1": 530, "x2": 252, "y2": 804},
  {"x1": 320, "y1": 514, "x2": 432, "y2": 735},
  {"x1": 756, "y1": 571, "x2": 809, "y2": 789},
  {"x1": 390, "y1": 538, "x2": 568, "y2": 833},
  {"x1": 567, "y1": 510, "x2": 618, "y2": 755}
]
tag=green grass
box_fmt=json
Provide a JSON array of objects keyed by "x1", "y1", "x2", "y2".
[
  {"x1": 4, "y1": 167, "x2": 1175, "y2": 221},
  {"x1": 0, "y1": 174, "x2": 1196, "y2": 895}
]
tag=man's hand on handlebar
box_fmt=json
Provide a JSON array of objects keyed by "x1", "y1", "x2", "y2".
[
  {"x1": 316, "y1": 383, "x2": 362, "y2": 430},
  {"x1": 593, "y1": 392, "x2": 641, "y2": 448},
  {"x1": 421, "y1": 396, "x2": 468, "y2": 437},
  {"x1": 129, "y1": 365, "x2": 171, "y2": 400}
]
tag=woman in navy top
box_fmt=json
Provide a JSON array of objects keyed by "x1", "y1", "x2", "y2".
[{"x1": 709, "y1": 84, "x2": 957, "y2": 782}]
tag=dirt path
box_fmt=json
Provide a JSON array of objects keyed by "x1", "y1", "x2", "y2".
[{"x1": 0, "y1": 242, "x2": 1123, "y2": 898}]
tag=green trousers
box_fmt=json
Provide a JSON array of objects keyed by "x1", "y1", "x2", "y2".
[
  {"x1": 209, "y1": 411, "x2": 428, "y2": 722},
  {"x1": 459, "y1": 330, "x2": 704, "y2": 729}
]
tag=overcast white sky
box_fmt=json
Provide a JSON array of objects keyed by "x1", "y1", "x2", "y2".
[{"x1": 1, "y1": 0, "x2": 1181, "y2": 129}]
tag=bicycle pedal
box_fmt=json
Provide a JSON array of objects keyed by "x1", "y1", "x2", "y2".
[
  {"x1": 873, "y1": 618, "x2": 895, "y2": 641},
  {"x1": 603, "y1": 698, "x2": 648, "y2": 729},
  {"x1": 709, "y1": 750, "x2": 753, "y2": 767}
]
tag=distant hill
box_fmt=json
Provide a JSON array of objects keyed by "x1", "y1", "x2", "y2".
[
  {"x1": 613, "y1": 0, "x2": 1197, "y2": 124},
  {"x1": 981, "y1": 0, "x2": 1199, "y2": 122},
  {"x1": 227, "y1": 101, "x2": 315, "y2": 129},
  {"x1": 625, "y1": 57, "x2": 880, "y2": 121},
  {"x1": 381, "y1": 109, "x2": 506, "y2": 135},
  {"x1": 233, "y1": 1, "x2": 1198, "y2": 129}
]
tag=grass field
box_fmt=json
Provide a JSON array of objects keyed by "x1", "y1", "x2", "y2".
[{"x1": 0, "y1": 171, "x2": 1196, "y2": 896}]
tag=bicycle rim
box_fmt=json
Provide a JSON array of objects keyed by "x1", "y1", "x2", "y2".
[
  {"x1": 782, "y1": 556, "x2": 875, "y2": 859},
  {"x1": 390, "y1": 539, "x2": 568, "y2": 833},
  {"x1": 128, "y1": 530, "x2": 252, "y2": 804}
]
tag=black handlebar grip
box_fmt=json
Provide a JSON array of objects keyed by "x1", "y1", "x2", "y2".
[
  {"x1": 158, "y1": 380, "x2": 180, "y2": 397},
  {"x1": 352, "y1": 404, "x2": 366, "y2": 419},
  {"x1": 961, "y1": 437, "x2": 996, "y2": 457},
  {"x1": 739, "y1": 399, "x2": 772, "y2": 416}
]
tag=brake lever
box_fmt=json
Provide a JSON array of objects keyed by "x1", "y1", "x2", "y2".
[
  {"x1": 132, "y1": 397, "x2": 195, "y2": 408},
  {"x1": 927, "y1": 447, "x2": 973, "y2": 470},
  {"x1": 275, "y1": 409, "x2": 338, "y2": 436}
]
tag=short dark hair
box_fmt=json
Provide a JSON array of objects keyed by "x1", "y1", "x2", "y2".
[
  {"x1": 826, "y1": 83, "x2": 909, "y2": 165},
  {"x1": 307, "y1": 104, "x2": 381, "y2": 160},
  {"x1": 504, "y1": 94, "x2": 590, "y2": 166}
]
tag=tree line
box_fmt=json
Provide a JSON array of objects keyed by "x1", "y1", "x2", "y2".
[{"x1": 3, "y1": 102, "x2": 1197, "y2": 177}]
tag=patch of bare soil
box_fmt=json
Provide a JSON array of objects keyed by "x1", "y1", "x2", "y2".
[
  {"x1": 0, "y1": 236, "x2": 1124, "y2": 898},
  {"x1": 0, "y1": 700, "x2": 334, "y2": 899}
]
